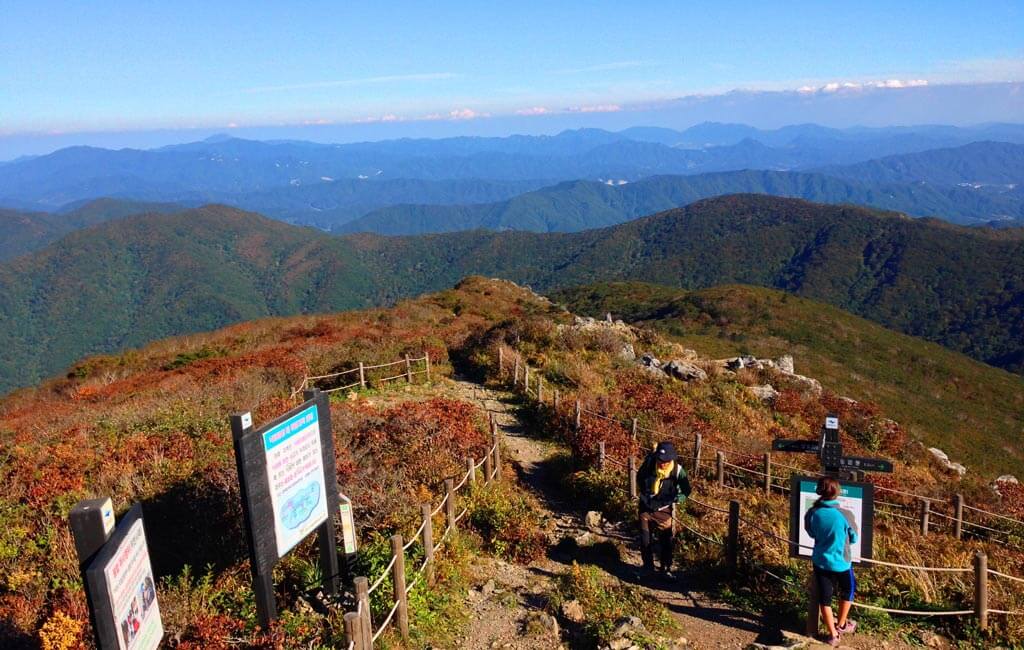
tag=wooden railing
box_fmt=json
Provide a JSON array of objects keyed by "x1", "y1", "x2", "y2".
[{"x1": 291, "y1": 352, "x2": 432, "y2": 399}]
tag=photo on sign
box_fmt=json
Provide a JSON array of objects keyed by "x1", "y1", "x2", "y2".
[{"x1": 119, "y1": 576, "x2": 157, "y2": 646}]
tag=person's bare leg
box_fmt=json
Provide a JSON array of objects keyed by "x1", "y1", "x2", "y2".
[
  {"x1": 820, "y1": 605, "x2": 837, "y2": 638},
  {"x1": 837, "y1": 600, "x2": 852, "y2": 627}
]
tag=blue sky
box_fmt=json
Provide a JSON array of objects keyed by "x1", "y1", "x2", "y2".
[{"x1": 1, "y1": 1, "x2": 1022, "y2": 141}]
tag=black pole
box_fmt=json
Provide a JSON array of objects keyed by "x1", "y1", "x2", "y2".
[
  {"x1": 305, "y1": 388, "x2": 341, "y2": 598},
  {"x1": 69, "y1": 497, "x2": 115, "y2": 648},
  {"x1": 231, "y1": 411, "x2": 277, "y2": 627}
]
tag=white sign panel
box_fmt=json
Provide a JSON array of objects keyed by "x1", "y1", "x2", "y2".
[
  {"x1": 263, "y1": 405, "x2": 329, "y2": 557},
  {"x1": 796, "y1": 479, "x2": 865, "y2": 563},
  {"x1": 825, "y1": 417, "x2": 839, "y2": 430},
  {"x1": 338, "y1": 494, "x2": 357, "y2": 555},
  {"x1": 104, "y1": 520, "x2": 162, "y2": 650}
]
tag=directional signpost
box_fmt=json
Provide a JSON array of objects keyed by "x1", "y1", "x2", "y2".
[{"x1": 772, "y1": 414, "x2": 893, "y2": 636}]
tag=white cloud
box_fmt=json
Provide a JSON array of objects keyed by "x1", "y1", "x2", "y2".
[
  {"x1": 797, "y1": 79, "x2": 928, "y2": 94},
  {"x1": 448, "y1": 108, "x2": 488, "y2": 120},
  {"x1": 566, "y1": 104, "x2": 622, "y2": 113},
  {"x1": 243, "y1": 72, "x2": 458, "y2": 94},
  {"x1": 515, "y1": 106, "x2": 550, "y2": 116}
]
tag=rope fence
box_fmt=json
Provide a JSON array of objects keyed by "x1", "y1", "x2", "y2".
[
  {"x1": 494, "y1": 345, "x2": 1024, "y2": 632},
  {"x1": 293, "y1": 352, "x2": 433, "y2": 398}
]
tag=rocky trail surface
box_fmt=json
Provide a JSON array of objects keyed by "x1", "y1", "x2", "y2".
[{"x1": 433, "y1": 377, "x2": 918, "y2": 650}]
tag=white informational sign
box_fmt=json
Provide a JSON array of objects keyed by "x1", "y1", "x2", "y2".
[
  {"x1": 263, "y1": 405, "x2": 329, "y2": 557},
  {"x1": 104, "y1": 520, "x2": 162, "y2": 650},
  {"x1": 825, "y1": 417, "x2": 839, "y2": 430},
  {"x1": 338, "y1": 494, "x2": 358, "y2": 555},
  {"x1": 796, "y1": 478, "x2": 865, "y2": 563}
]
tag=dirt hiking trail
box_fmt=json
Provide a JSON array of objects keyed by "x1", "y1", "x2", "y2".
[{"x1": 434, "y1": 377, "x2": 915, "y2": 650}]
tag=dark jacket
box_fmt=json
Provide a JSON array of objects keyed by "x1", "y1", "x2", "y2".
[{"x1": 637, "y1": 454, "x2": 692, "y2": 512}]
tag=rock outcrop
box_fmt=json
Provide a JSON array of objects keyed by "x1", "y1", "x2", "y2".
[{"x1": 928, "y1": 447, "x2": 967, "y2": 476}]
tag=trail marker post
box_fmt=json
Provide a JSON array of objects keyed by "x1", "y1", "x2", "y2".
[
  {"x1": 231, "y1": 388, "x2": 340, "y2": 628},
  {"x1": 70, "y1": 501, "x2": 163, "y2": 650},
  {"x1": 774, "y1": 415, "x2": 891, "y2": 636}
]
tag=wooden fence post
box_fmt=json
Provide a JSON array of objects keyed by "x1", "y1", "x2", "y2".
[
  {"x1": 359, "y1": 362, "x2": 366, "y2": 389},
  {"x1": 355, "y1": 576, "x2": 372, "y2": 650},
  {"x1": 726, "y1": 500, "x2": 740, "y2": 575},
  {"x1": 693, "y1": 434, "x2": 702, "y2": 477},
  {"x1": 492, "y1": 432, "x2": 502, "y2": 480},
  {"x1": 920, "y1": 499, "x2": 931, "y2": 536},
  {"x1": 425, "y1": 352, "x2": 431, "y2": 382},
  {"x1": 954, "y1": 494, "x2": 964, "y2": 540},
  {"x1": 716, "y1": 451, "x2": 725, "y2": 488},
  {"x1": 467, "y1": 457, "x2": 476, "y2": 485},
  {"x1": 390, "y1": 535, "x2": 410, "y2": 642},
  {"x1": 598, "y1": 441, "x2": 606, "y2": 471},
  {"x1": 498, "y1": 346, "x2": 504, "y2": 376},
  {"x1": 484, "y1": 448, "x2": 493, "y2": 485},
  {"x1": 405, "y1": 355, "x2": 412, "y2": 383},
  {"x1": 975, "y1": 551, "x2": 988, "y2": 630},
  {"x1": 524, "y1": 365, "x2": 530, "y2": 394},
  {"x1": 631, "y1": 418, "x2": 638, "y2": 440},
  {"x1": 629, "y1": 457, "x2": 638, "y2": 499},
  {"x1": 538, "y1": 377, "x2": 544, "y2": 404},
  {"x1": 553, "y1": 389, "x2": 560, "y2": 413},
  {"x1": 574, "y1": 400, "x2": 581, "y2": 430},
  {"x1": 806, "y1": 572, "x2": 820, "y2": 637},
  {"x1": 513, "y1": 355, "x2": 520, "y2": 385},
  {"x1": 763, "y1": 452, "x2": 772, "y2": 495},
  {"x1": 421, "y1": 503, "x2": 436, "y2": 586},
  {"x1": 445, "y1": 478, "x2": 457, "y2": 533},
  {"x1": 344, "y1": 611, "x2": 363, "y2": 650}
]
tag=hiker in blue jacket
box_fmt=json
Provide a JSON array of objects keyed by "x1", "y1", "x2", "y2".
[
  {"x1": 636, "y1": 441, "x2": 691, "y2": 579},
  {"x1": 804, "y1": 476, "x2": 859, "y2": 646}
]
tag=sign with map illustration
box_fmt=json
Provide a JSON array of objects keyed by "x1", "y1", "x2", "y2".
[
  {"x1": 262, "y1": 405, "x2": 329, "y2": 557},
  {"x1": 231, "y1": 391, "x2": 341, "y2": 626},
  {"x1": 788, "y1": 475, "x2": 874, "y2": 564}
]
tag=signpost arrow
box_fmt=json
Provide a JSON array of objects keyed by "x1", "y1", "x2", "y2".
[
  {"x1": 839, "y1": 455, "x2": 893, "y2": 473},
  {"x1": 772, "y1": 439, "x2": 819, "y2": 454}
]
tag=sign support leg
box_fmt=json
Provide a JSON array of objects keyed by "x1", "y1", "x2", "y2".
[{"x1": 318, "y1": 519, "x2": 340, "y2": 597}]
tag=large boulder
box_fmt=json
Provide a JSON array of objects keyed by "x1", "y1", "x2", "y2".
[
  {"x1": 749, "y1": 384, "x2": 779, "y2": 402},
  {"x1": 775, "y1": 355, "x2": 795, "y2": 374},
  {"x1": 663, "y1": 359, "x2": 708, "y2": 382},
  {"x1": 640, "y1": 353, "x2": 662, "y2": 368},
  {"x1": 619, "y1": 343, "x2": 636, "y2": 362},
  {"x1": 928, "y1": 447, "x2": 967, "y2": 476}
]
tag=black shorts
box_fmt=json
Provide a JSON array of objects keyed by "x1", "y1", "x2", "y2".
[{"x1": 814, "y1": 566, "x2": 855, "y2": 603}]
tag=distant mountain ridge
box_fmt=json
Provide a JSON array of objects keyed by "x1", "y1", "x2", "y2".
[
  {"x1": 338, "y1": 166, "x2": 1024, "y2": 234},
  {"x1": 1, "y1": 194, "x2": 1022, "y2": 393}
]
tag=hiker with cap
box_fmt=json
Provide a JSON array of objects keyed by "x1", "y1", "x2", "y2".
[{"x1": 636, "y1": 440, "x2": 691, "y2": 579}]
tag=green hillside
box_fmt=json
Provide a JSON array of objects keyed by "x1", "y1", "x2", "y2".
[
  {"x1": 819, "y1": 140, "x2": 1024, "y2": 185},
  {"x1": 2, "y1": 195, "x2": 1022, "y2": 393},
  {"x1": 339, "y1": 170, "x2": 1024, "y2": 234},
  {"x1": 553, "y1": 282, "x2": 1024, "y2": 476}
]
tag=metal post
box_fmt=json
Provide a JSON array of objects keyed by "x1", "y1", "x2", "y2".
[
  {"x1": 574, "y1": 400, "x2": 581, "y2": 430},
  {"x1": 631, "y1": 418, "x2": 638, "y2": 440},
  {"x1": 359, "y1": 362, "x2": 366, "y2": 389},
  {"x1": 628, "y1": 457, "x2": 638, "y2": 499},
  {"x1": 693, "y1": 434, "x2": 702, "y2": 477},
  {"x1": 467, "y1": 457, "x2": 476, "y2": 485},
  {"x1": 975, "y1": 552, "x2": 988, "y2": 630},
  {"x1": 598, "y1": 441, "x2": 606, "y2": 471},
  {"x1": 421, "y1": 504, "x2": 436, "y2": 586},
  {"x1": 355, "y1": 576, "x2": 372, "y2": 650},
  {"x1": 920, "y1": 499, "x2": 931, "y2": 536},
  {"x1": 716, "y1": 451, "x2": 725, "y2": 488},
  {"x1": 405, "y1": 354, "x2": 412, "y2": 383},
  {"x1": 954, "y1": 494, "x2": 964, "y2": 540},
  {"x1": 391, "y1": 535, "x2": 409, "y2": 642},
  {"x1": 764, "y1": 452, "x2": 772, "y2": 495},
  {"x1": 726, "y1": 500, "x2": 740, "y2": 575},
  {"x1": 445, "y1": 478, "x2": 456, "y2": 533},
  {"x1": 344, "y1": 611, "x2": 362, "y2": 650}
]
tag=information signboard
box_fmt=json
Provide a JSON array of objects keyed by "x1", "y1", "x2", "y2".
[
  {"x1": 84, "y1": 504, "x2": 163, "y2": 650},
  {"x1": 262, "y1": 404, "x2": 329, "y2": 557},
  {"x1": 231, "y1": 390, "x2": 340, "y2": 626},
  {"x1": 789, "y1": 475, "x2": 874, "y2": 564}
]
